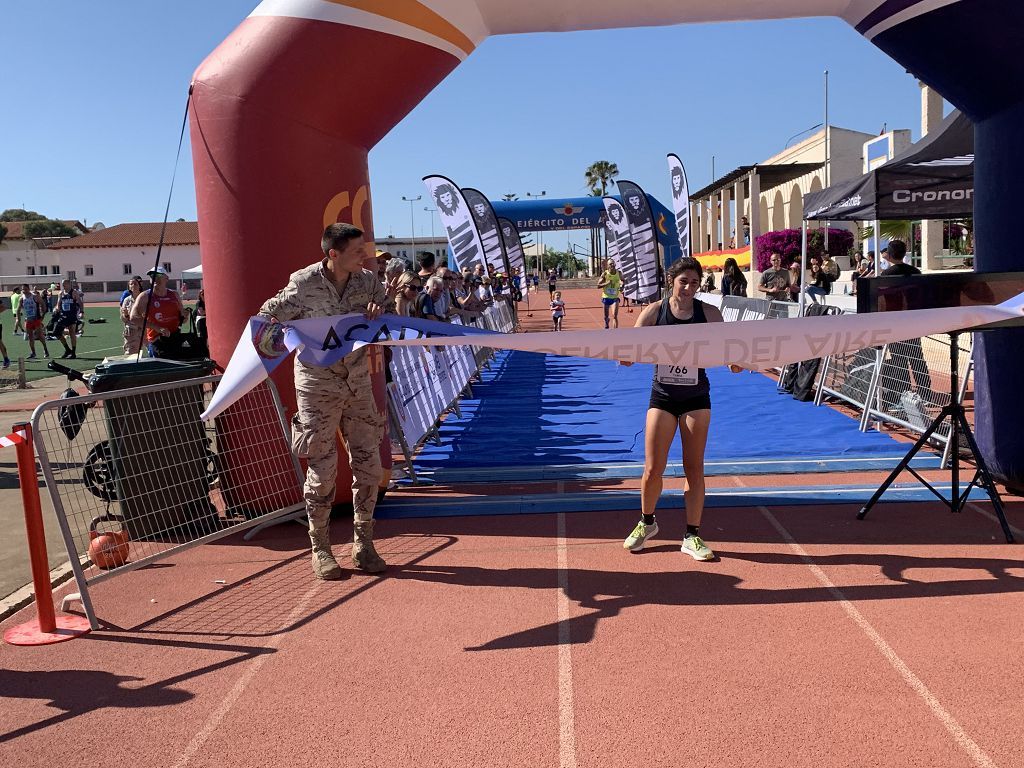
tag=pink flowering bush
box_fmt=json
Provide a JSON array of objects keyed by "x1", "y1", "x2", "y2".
[{"x1": 755, "y1": 227, "x2": 853, "y2": 270}]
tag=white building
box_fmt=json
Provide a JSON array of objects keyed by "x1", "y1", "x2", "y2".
[
  {"x1": 373, "y1": 235, "x2": 449, "y2": 265},
  {"x1": 0, "y1": 219, "x2": 88, "y2": 285},
  {"x1": 689, "y1": 125, "x2": 900, "y2": 260},
  {"x1": 46, "y1": 222, "x2": 200, "y2": 301}
]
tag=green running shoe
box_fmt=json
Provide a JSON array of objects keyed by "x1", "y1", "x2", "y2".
[
  {"x1": 623, "y1": 519, "x2": 659, "y2": 552},
  {"x1": 681, "y1": 534, "x2": 714, "y2": 561}
]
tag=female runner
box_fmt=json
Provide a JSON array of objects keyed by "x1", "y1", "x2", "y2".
[{"x1": 623, "y1": 256, "x2": 738, "y2": 560}]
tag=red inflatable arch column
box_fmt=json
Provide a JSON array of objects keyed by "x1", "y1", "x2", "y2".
[{"x1": 190, "y1": 4, "x2": 473, "y2": 502}]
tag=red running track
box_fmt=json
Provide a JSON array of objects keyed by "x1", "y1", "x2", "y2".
[
  {"x1": 3, "y1": 287, "x2": 1024, "y2": 766},
  {"x1": 2, "y1": 498, "x2": 1024, "y2": 767}
]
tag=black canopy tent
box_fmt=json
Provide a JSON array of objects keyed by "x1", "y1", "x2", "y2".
[
  {"x1": 794, "y1": 110, "x2": 973, "y2": 317},
  {"x1": 803, "y1": 109, "x2": 973, "y2": 222}
]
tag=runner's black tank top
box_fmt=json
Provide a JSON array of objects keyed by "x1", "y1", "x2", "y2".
[{"x1": 650, "y1": 298, "x2": 711, "y2": 400}]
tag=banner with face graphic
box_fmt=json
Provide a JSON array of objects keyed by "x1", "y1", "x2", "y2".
[
  {"x1": 602, "y1": 196, "x2": 637, "y2": 293},
  {"x1": 617, "y1": 180, "x2": 662, "y2": 302},
  {"x1": 666, "y1": 154, "x2": 691, "y2": 260},
  {"x1": 423, "y1": 175, "x2": 488, "y2": 273},
  {"x1": 602, "y1": 208, "x2": 621, "y2": 268},
  {"x1": 462, "y1": 188, "x2": 510, "y2": 275},
  {"x1": 497, "y1": 217, "x2": 527, "y2": 276}
]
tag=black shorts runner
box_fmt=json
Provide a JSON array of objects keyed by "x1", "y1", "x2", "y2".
[
  {"x1": 649, "y1": 392, "x2": 711, "y2": 418},
  {"x1": 53, "y1": 316, "x2": 77, "y2": 335}
]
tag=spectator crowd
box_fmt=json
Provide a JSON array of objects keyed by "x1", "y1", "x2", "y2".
[{"x1": 378, "y1": 249, "x2": 520, "y2": 324}]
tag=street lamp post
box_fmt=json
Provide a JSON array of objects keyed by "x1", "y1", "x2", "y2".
[
  {"x1": 402, "y1": 195, "x2": 421, "y2": 257},
  {"x1": 424, "y1": 206, "x2": 437, "y2": 244},
  {"x1": 526, "y1": 190, "x2": 547, "y2": 278}
]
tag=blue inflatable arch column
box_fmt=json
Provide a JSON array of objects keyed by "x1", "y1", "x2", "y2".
[{"x1": 865, "y1": 0, "x2": 1024, "y2": 486}]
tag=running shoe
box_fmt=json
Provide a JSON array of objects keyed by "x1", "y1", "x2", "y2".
[
  {"x1": 27, "y1": 353, "x2": 37, "y2": 360},
  {"x1": 623, "y1": 519, "x2": 659, "y2": 552},
  {"x1": 681, "y1": 534, "x2": 714, "y2": 561},
  {"x1": 2, "y1": 359, "x2": 9, "y2": 369},
  {"x1": 68, "y1": 352, "x2": 77, "y2": 359}
]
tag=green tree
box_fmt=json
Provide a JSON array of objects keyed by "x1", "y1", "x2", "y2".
[
  {"x1": 0, "y1": 223, "x2": 7, "y2": 245},
  {"x1": 541, "y1": 247, "x2": 586, "y2": 277},
  {"x1": 23, "y1": 219, "x2": 79, "y2": 239},
  {"x1": 0, "y1": 208, "x2": 45, "y2": 222},
  {"x1": 584, "y1": 160, "x2": 619, "y2": 196}
]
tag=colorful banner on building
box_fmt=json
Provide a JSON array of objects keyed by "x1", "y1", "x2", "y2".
[
  {"x1": 423, "y1": 175, "x2": 488, "y2": 273},
  {"x1": 666, "y1": 153, "x2": 691, "y2": 260},
  {"x1": 602, "y1": 196, "x2": 638, "y2": 294},
  {"x1": 616, "y1": 180, "x2": 661, "y2": 302},
  {"x1": 497, "y1": 217, "x2": 527, "y2": 276},
  {"x1": 696, "y1": 246, "x2": 753, "y2": 271},
  {"x1": 202, "y1": 313, "x2": 494, "y2": 421},
  {"x1": 462, "y1": 188, "x2": 510, "y2": 275}
]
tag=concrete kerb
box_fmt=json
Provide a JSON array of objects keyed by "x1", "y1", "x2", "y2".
[{"x1": 0, "y1": 560, "x2": 76, "y2": 623}]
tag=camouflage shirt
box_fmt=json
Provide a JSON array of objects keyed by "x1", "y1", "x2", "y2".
[{"x1": 259, "y1": 259, "x2": 392, "y2": 394}]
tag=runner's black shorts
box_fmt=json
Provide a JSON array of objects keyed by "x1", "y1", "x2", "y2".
[
  {"x1": 53, "y1": 316, "x2": 77, "y2": 335},
  {"x1": 648, "y1": 391, "x2": 711, "y2": 417}
]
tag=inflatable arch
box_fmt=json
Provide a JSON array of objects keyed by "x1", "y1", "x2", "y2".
[
  {"x1": 191, "y1": 0, "x2": 1024, "y2": 485},
  {"x1": 490, "y1": 195, "x2": 679, "y2": 264}
]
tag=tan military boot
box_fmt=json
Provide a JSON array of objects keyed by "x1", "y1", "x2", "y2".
[
  {"x1": 310, "y1": 529, "x2": 343, "y2": 580},
  {"x1": 352, "y1": 521, "x2": 387, "y2": 573}
]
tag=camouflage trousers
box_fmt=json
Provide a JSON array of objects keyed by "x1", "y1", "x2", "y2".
[{"x1": 291, "y1": 385, "x2": 384, "y2": 533}]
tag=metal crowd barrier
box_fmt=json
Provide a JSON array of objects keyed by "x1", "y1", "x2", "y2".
[
  {"x1": 861, "y1": 334, "x2": 973, "y2": 466},
  {"x1": 815, "y1": 345, "x2": 882, "y2": 416},
  {"x1": 386, "y1": 302, "x2": 514, "y2": 482},
  {"x1": 719, "y1": 295, "x2": 778, "y2": 322},
  {"x1": 31, "y1": 376, "x2": 305, "y2": 629},
  {"x1": 719, "y1": 295, "x2": 745, "y2": 322},
  {"x1": 766, "y1": 300, "x2": 800, "y2": 320},
  {"x1": 714, "y1": 293, "x2": 970, "y2": 464}
]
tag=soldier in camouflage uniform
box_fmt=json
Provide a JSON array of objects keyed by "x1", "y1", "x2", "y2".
[{"x1": 259, "y1": 223, "x2": 393, "y2": 579}]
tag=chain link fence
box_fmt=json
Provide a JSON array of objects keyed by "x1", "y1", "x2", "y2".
[{"x1": 31, "y1": 375, "x2": 304, "y2": 629}]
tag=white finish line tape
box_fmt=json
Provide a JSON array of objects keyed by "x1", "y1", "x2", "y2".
[{"x1": 383, "y1": 293, "x2": 1024, "y2": 370}]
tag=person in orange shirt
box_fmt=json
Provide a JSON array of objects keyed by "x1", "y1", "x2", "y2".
[{"x1": 130, "y1": 266, "x2": 183, "y2": 357}]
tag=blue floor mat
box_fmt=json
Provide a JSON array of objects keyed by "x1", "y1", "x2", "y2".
[{"x1": 412, "y1": 351, "x2": 926, "y2": 472}]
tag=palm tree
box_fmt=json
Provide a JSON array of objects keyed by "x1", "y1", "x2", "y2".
[
  {"x1": 860, "y1": 220, "x2": 914, "y2": 243},
  {"x1": 584, "y1": 161, "x2": 619, "y2": 196}
]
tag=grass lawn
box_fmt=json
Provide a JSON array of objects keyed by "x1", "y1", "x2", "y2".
[{"x1": 4, "y1": 304, "x2": 198, "y2": 384}]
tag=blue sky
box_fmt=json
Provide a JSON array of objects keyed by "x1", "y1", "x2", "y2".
[{"x1": 2, "y1": 2, "x2": 934, "y2": 248}]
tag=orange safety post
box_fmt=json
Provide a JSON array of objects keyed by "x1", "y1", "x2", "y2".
[{"x1": 3, "y1": 422, "x2": 90, "y2": 646}]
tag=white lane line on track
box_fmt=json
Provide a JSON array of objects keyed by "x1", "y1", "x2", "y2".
[
  {"x1": 556, "y1": 511, "x2": 577, "y2": 768},
  {"x1": 738, "y1": 475, "x2": 999, "y2": 768},
  {"x1": 172, "y1": 583, "x2": 321, "y2": 768},
  {"x1": 968, "y1": 502, "x2": 1024, "y2": 539}
]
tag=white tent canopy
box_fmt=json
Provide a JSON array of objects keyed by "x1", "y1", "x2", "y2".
[{"x1": 181, "y1": 264, "x2": 203, "y2": 281}]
